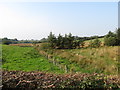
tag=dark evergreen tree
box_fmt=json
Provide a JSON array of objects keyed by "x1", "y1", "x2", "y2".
[
  {"x1": 67, "y1": 33, "x2": 74, "y2": 49},
  {"x1": 57, "y1": 34, "x2": 64, "y2": 49},
  {"x1": 106, "y1": 31, "x2": 116, "y2": 38},
  {"x1": 63, "y1": 34, "x2": 69, "y2": 49},
  {"x1": 48, "y1": 32, "x2": 57, "y2": 48}
]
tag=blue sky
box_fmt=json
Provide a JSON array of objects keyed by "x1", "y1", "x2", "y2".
[{"x1": 0, "y1": 2, "x2": 118, "y2": 40}]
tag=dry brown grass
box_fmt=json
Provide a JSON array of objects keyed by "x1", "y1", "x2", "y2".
[
  {"x1": 34, "y1": 42, "x2": 119, "y2": 75},
  {"x1": 9, "y1": 43, "x2": 33, "y2": 47},
  {"x1": 58, "y1": 52, "x2": 72, "y2": 59},
  {"x1": 65, "y1": 46, "x2": 119, "y2": 74}
]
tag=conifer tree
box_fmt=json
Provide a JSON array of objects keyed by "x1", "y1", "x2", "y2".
[{"x1": 48, "y1": 32, "x2": 57, "y2": 48}]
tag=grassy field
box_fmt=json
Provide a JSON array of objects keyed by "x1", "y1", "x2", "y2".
[
  {"x1": 84, "y1": 38, "x2": 104, "y2": 43},
  {"x1": 36, "y1": 43, "x2": 119, "y2": 75},
  {"x1": 2, "y1": 44, "x2": 119, "y2": 75},
  {"x1": 2, "y1": 45, "x2": 64, "y2": 74},
  {"x1": 2, "y1": 44, "x2": 120, "y2": 89},
  {"x1": 84, "y1": 38, "x2": 104, "y2": 47}
]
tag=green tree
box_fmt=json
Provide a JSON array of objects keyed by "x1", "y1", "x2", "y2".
[
  {"x1": 40, "y1": 38, "x2": 48, "y2": 43},
  {"x1": 116, "y1": 28, "x2": 120, "y2": 45},
  {"x1": 2, "y1": 38, "x2": 12, "y2": 45},
  {"x1": 48, "y1": 32, "x2": 57, "y2": 48},
  {"x1": 104, "y1": 30, "x2": 118, "y2": 46},
  {"x1": 104, "y1": 36, "x2": 117, "y2": 46},
  {"x1": 57, "y1": 34, "x2": 64, "y2": 49},
  {"x1": 106, "y1": 31, "x2": 116, "y2": 38},
  {"x1": 67, "y1": 33, "x2": 74, "y2": 49},
  {"x1": 63, "y1": 34, "x2": 69, "y2": 49}
]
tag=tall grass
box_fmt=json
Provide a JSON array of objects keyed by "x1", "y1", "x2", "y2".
[
  {"x1": 37, "y1": 43, "x2": 118, "y2": 75},
  {"x1": 65, "y1": 46, "x2": 118, "y2": 75}
]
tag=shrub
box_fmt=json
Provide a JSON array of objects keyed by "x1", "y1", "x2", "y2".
[
  {"x1": 39, "y1": 43, "x2": 51, "y2": 50},
  {"x1": 104, "y1": 29, "x2": 120, "y2": 46},
  {"x1": 104, "y1": 36, "x2": 117, "y2": 46},
  {"x1": 89, "y1": 38, "x2": 101, "y2": 48}
]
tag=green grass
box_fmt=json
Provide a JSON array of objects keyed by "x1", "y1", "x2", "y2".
[
  {"x1": 2, "y1": 44, "x2": 118, "y2": 75},
  {"x1": 39, "y1": 45, "x2": 118, "y2": 75},
  {"x1": 2, "y1": 45, "x2": 64, "y2": 74},
  {"x1": 85, "y1": 37, "x2": 104, "y2": 43}
]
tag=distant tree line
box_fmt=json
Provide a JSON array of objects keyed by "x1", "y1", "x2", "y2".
[
  {"x1": 1, "y1": 38, "x2": 41, "y2": 45},
  {"x1": 1, "y1": 28, "x2": 120, "y2": 47},
  {"x1": 1, "y1": 38, "x2": 18, "y2": 45}
]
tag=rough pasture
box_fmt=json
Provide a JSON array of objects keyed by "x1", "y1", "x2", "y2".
[{"x1": 9, "y1": 43, "x2": 34, "y2": 47}]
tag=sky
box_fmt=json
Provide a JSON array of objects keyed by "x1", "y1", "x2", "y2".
[
  {"x1": 0, "y1": 2, "x2": 118, "y2": 40},
  {"x1": 118, "y1": 1, "x2": 120, "y2": 28}
]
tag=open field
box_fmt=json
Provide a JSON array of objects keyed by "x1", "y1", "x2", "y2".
[
  {"x1": 2, "y1": 45, "x2": 64, "y2": 74},
  {"x1": 2, "y1": 44, "x2": 119, "y2": 75},
  {"x1": 2, "y1": 43, "x2": 119, "y2": 89}
]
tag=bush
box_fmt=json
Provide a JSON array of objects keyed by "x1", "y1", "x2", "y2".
[
  {"x1": 104, "y1": 36, "x2": 117, "y2": 46},
  {"x1": 89, "y1": 38, "x2": 101, "y2": 48},
  {"x1": 39, "y1": 43, "x2": 51, "y2": 50},
  {"x1": 104, "y1": 29, "x2": 120, "y2": 46}
]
